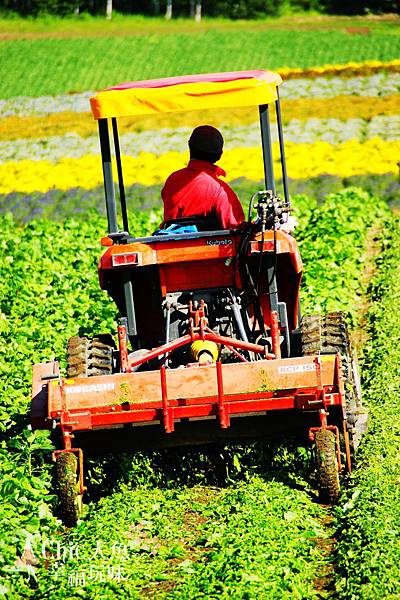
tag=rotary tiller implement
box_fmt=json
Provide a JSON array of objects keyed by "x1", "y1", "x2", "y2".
[{"x1": 31, "y1": 71, "x2": 367, "y2": 525}]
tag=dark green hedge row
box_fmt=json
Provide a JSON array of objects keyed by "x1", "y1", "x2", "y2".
[{"x1": 2, "y1": 0, "x2": 399, "y2": 18}]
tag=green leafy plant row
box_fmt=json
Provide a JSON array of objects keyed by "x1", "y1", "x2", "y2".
[
  {"x1": 0, "y1": 187, "x2": 390, "y2": 597},
  {"x1": 334, "y1": 215, "x2": 400, "y2": 599},
  {"x1": 1, "y1": 29, "x2": 399, "y2": 98},
  {"x1": 295, "y1": 187, "x2": 390, "y2": 321},
  {"x1": 0, "y1": 210, "x2": 158, "y2": 597}
]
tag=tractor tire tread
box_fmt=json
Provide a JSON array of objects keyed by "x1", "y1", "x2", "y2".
[
  {"x1": 300, "y1": 311, "x2": 367, "y2": 458},
  {"x1": 55, "y1": 452, "x2": 82, "y2": 527},
  {"x1": 315, "y1": 428, "x2": 340, "y2": 504},
  {"x1": 66, "y1": 334, "x2": 116, "y2": 378}
]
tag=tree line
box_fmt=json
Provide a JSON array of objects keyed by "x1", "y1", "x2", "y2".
[{"x1": 1, "y1": 0, "x2": 398, "y2": 18}]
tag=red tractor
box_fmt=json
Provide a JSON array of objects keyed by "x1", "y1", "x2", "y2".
[{"x1": 32, "y1": 70, "x2": 366, "y2": 526}]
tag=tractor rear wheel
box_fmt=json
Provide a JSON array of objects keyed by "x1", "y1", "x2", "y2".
[
  {"x1": 66, "y1": 334, "x2": 116, "y2": 378},
  {"x1": 55, "y1": 452, "x2": 83, "y2": 527},
  {"x1": 301, "y1": 311, "x2": 350, "y2": 355},
  {"x1": 300, "y1": 312, "x2": 367, "y2": 457},
  {"x1": 314, "y1": 429, "x2": 340, "y2": 504}
]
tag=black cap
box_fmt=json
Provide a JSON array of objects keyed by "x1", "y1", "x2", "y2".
[{"x1": 188, "y1": 125, "x2": 224, "y2": 155}]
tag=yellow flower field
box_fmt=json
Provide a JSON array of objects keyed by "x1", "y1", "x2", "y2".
[
  {"x1": 279, "y1": 59, "x2": 400, "y2": 79},
  {"x1": 1, "y1": 138, "x2": 398, "y2": 195}
]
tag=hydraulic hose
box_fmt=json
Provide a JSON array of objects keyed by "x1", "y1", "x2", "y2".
[{"x1": 230, "y1": 300, "x2": 249, "y2": 343}]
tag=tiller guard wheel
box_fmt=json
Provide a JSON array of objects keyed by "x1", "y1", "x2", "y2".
[
  {"x1": 54, "y1": 451, "x2": 83, "y2": 527},
  {"x1": 314, "y1": 428, "x2": 340, "y2": 504}
]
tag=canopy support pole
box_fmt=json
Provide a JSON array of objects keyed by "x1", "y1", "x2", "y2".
[
  {"x1": 275, "y1": 89, "x2": 290, "y2": 205},
  {"x1": 122, "y1": 272, "x2": 138, "y2": 342},
  {"x1": 259, "y1": 104, "x2": 275, "y2": 194},
  {"x1": 112, "y1": 118, "x2": 129, "y2": 233},
  {"x1": 98, "y1": 119, "x2": 118, "y2": 234}
]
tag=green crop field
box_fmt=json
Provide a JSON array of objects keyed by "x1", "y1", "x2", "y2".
[
  {"x1": 1, "y1": 15, "x2": 400, "y2": 599},
  {"x1": 1, "y1": 189, "x2": 399, "y2": 598},
  {"x1": 1, "y1": 29, "x2": 400, "y2": 98}
]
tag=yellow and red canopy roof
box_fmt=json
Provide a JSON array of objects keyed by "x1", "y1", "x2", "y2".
[{"x1": 90, "y1": 70, "x2": 282, "y2": 120}]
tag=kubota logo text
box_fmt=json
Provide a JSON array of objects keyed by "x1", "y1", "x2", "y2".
[{"x1": 205, "y1": 239, "x2": 233, "y2": 246}]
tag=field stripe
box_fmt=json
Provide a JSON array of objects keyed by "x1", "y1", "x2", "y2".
[
  {"x1": 0, "y1": 18, "x2": 398, "y2": 40},
  {"x1": 1, "y1": 72, "x2": 398, "y2": 117},
  {"x1": 2, "y1": 116, "x2": 399, "y2": 163},
  {"x1": 0, "y1": 139, "x2": 398, "y2": 194},
  {"x1": 2, "y1": 33, "x2": 399, "y2": 99},
  {"x1": 1, "y1": 94, "x2": 399, "y2": 142},
  {"x1": 2, "y1": 174, "x2": 396, "y2": 224},
  {"x1": 279, "y1": 58, "x2": 400, "y2": 79}
]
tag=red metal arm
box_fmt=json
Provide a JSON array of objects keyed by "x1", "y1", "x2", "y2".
[{"x1": 128, "y1": 331, "x2": 274, "y2": 370}]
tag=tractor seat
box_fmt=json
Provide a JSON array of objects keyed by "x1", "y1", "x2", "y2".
[{"x1": 154, "y1": 216, "x2": 221, "y2": 235}]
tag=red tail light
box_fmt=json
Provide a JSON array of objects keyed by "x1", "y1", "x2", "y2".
[{"x1": 111, "y1": 253, "x2": 141, "y2": 267}]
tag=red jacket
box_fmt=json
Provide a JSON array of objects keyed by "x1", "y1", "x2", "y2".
[{"x1": 161, "y1": 159, "x2": 245, "y2": 230}]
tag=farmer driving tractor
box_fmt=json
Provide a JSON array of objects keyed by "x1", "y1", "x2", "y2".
[
  {"x1": 161, "y1": 125, "x2": 245, "y2": 230},
  {"x1": 162, "y1": 124, "x2": 297, "y2": 233}
]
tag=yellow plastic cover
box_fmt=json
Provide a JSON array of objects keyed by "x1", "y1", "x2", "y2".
[{"x1": 90, "y1": 70, "x2": 282, "y2": 120}]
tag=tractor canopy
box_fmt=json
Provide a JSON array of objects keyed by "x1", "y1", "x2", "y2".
[
  {"x1": 90, "y1": 70, "x2": 283, "y2": 119},
  {"x1": 90, "y1": 69, "x2": 289, "y2": 237}
]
